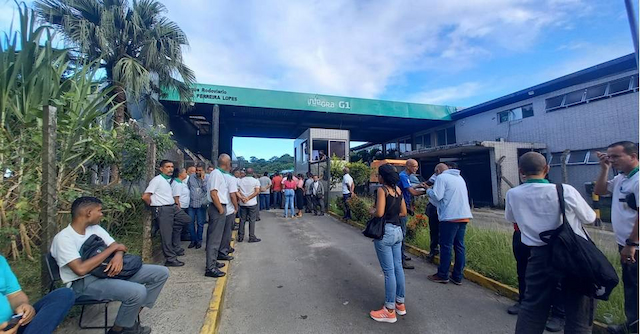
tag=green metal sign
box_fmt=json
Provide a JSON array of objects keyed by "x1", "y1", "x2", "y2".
[{"x1": 162, "y1": 83, "x2": 455, "y2": 120}]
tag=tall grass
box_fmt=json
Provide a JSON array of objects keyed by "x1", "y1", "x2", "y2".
[{"x1": 407, "y1": 225, "x2": 626, "y2": 324}]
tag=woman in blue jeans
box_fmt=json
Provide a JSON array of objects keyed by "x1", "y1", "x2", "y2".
[
  {"x1": 283, "y1": 173, "x2": 297, "y2": 218},
  {"x1": 369, "y1": 164, "x2": 408, "y2": 323}
]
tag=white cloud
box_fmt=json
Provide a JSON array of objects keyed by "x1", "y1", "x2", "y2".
[
  {"x1": 161, "y1": 0, "x2": 591, "y2": 99},
  {"x1": 409, "y1": 82, "x2": 483, "y2": 105}
]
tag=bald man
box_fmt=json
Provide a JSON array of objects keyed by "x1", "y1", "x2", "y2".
[
  {"x1": 205, "y1": 154, "x2": 232, "y2": 278},
  {"x1": 506, "y1": 152, "x2": 595, "y2": 333},
  {"x1": 397, "y1": 159, "x2": 427, "y2": 269}
]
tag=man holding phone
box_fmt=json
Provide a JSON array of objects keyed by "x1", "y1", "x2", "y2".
[{"x1": 0, "y1": 255, "x2": 74, "y2": 334}]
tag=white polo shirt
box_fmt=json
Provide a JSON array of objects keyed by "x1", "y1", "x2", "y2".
[
  {"x1": 505, "y1": 181, "x2": 596, "y2": 247},
  {"x1": 607, "y1": 169, "x2": 639, "y2": 246},
  {"x1": 224, "y1": 174, "x2": 238, "y2": 216},
  {"x1": 145, "y1": 174, "x2": 175, "y2": 206},
  {"x1": 238, "y1": 177, "x2": 261, "y2": 207},
  {"x1": 342, "y1": 174, "x2": 353, "y2": 195},
  {"x1": 207, "y1": 169, "x2": 229, "y2": 206},
  {"x1": 171, "y1": 180, "x2": 190, "y2": 208}
]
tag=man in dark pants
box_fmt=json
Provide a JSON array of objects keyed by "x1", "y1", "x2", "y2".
[
  {"x1": 398, "y1": 159, "x2": 427, "y2": 270},
  {"x1": 205, "y1": 154, "x2": 232, "y2": 278},
  {"x1": 509, "y1": 227, "x2": 566, "y2": 332},
  {"x1": 594, "y1": 141, "x2": 639, "y2": 334},
  {"x1": 310, "y1": 174, "x2": 325, "y2": 215},
  {"x1": 507, "y1": 152, "x2": 595, "y2": 334},
  {"x1": 218, "y1": 165, "x2": 239, "y2": 259},
  {"x1": 143, "y1": 160, "x2": 191, "y2": 267},
  {"x1": 342, "y1": 167, "x2": 354, "y2": 220},
  {"x1": 237, "y1": 169, "x2": 261, "y2": 243}
]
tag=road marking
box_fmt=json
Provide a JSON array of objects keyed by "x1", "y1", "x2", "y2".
[{"x1": 200, "y1": 230, "x2": 236, "y2": 334}]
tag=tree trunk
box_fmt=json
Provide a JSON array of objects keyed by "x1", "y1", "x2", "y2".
[{"x1": 110, "y1": 85, "x2": 127, "y2": 184}]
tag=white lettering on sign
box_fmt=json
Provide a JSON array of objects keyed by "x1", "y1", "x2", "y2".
[{"x1": 308, "y1": 98, "x2": 351, "y2": 109}]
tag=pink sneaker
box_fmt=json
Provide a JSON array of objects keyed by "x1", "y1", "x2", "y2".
[
  {"x1": 370, "y1": 307, "x2": 397, "y2": 323},
  {"x1": 396, "y1": 303, "x2": 406, "y2": 316}
]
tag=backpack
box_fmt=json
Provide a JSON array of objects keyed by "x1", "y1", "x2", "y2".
[
  {"x1": 80, "y1": 234, "x2": 143, "y2": 279},
  {"x1": 539, "y1": 184, "x2": 619, "y2": 300}
]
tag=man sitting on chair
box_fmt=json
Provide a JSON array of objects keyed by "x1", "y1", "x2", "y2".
[{"x1": 51, "y1": 197, "x2": 169, "y2": 334}]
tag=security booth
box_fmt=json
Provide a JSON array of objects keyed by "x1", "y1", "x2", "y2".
[{"x1": 294, "y1": 128, "x2": 349, "y2": 176}]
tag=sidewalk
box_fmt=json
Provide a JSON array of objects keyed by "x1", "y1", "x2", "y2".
[{"x1": 55, "y1": 238, "x2": 218, "y2": 334}]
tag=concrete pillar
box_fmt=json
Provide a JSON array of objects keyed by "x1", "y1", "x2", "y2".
[
  {"x1": 40, "y1": 105, "x2": 57, "y2": 293},
  {"x1": 211, "y1": 104, "x2": 220, "y2": 165}
]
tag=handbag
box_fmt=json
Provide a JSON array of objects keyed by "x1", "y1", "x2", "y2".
[
  {"x1": 539, "y1": 184, "x2": 619, "y2": 300},
  {"x1": 80, "y1": 234, "x2": 143, "y2": 279},
  {"x1": 362, "y1": 216, "x2": 384, "y2": 239}
]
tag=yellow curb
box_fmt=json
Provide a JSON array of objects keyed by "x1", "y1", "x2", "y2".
[
  {"x1": 327, "y1": 211, "x2": 609, "y2": 333},
  {"x1": 200, "y1": 230, "x2": 236, "y2": 334}
]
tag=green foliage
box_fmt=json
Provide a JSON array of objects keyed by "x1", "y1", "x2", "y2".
[
  {"x1": 329, "y1": 156, "x2": 372, "y2": 191},
  {"x1": 237, "y1": 154, "x2": 294, "y2": 174}
]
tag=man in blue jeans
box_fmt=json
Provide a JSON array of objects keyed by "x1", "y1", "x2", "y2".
[
  {"x1": 397, "y1": 159, "x2": 426, "y2": 270},
  {"x1": 187, "y1": 164, "x2": 208, "y2": 249},
  {"x1": 426, "y1": 163, "x2": 473, "y2": 285},
  {"x1": 0, "y1": 256, "x2": 74, "y2": 334}
]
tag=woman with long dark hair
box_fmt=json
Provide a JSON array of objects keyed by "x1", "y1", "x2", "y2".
[
  {"x1": 369, "y1": 164, "x2": 407, "y2": 323},
  {"x1": 283, "y1": 173, "x2": 297, "y2": 218},
  {"x1": 295, "y1": 173, "x2": 305, "y2": 218}
]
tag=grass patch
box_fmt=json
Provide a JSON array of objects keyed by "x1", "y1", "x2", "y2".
[{"x1": 406, "y1": 224, "x2": 625, "y2": 324}]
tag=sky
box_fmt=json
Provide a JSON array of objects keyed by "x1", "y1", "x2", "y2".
[{"x1": 1, "y1": 0, "x2": 636, "y2": 159}]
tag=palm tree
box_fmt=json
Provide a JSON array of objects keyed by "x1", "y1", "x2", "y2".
[{"x1": 35, "y1": 0, "x2": 196, "y2": 125}]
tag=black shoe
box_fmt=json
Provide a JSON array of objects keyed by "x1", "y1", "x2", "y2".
[
  {"x1": 248, "y1": 237, "x2": 261, "y2": 243},
  {"x1": 507, "y1": 302, "x2": 520, "y2": 315},
  {"x1": 205, "y1": 269, "x2": 226, "y2": 278},
  {"x1": 545, "y1": 316, "x2": 564, "y2": 332},
  {"x1": 164, "y1": 260, "x2": 185, "y2": 267},
  {"x1": 450, "y1": 277, "x2": 462, "y2": 285},
  {"x1": 237, "y1": 236, "x2": 244, "y2": 242},
  {"x1": 228, "y1": 247, "x2": 235, "y2": 253},
  {"x1": 217, "y1": 254, "x2": 234, "y2": 261},
  {"x1": 256, "y1": 218, "x2": 261, "y2": 221},
  {"x1": 216, "y1": 262, "x2": 226, "y2": 269},
  {"x1": 314, "y1": 212, "x2": 318, "y2": 216},
  {"x1": 426, "y1": 254, "x2": 437, "y2": 263},
  {"x1": 108, "y1": 325, "x2": 151, "y2": 334},
  {"x1": 403, "y1": 255, "x2": 411, "y2": 261},
  {"x1": 195, "y1": 242, "x2": 202, "y2": 249},
  {"x1": 175, "y1": 249, "x2": 185, "y2": 256},
  {"x1": 188, "y1": 242, "x2": 196, "y2": 249},
  {"x1": 319, "y1": 213, "x2": 324, "y2": 216},
  {"x1": 402, "y1": 262, "x2": 415, "y2": 270}
]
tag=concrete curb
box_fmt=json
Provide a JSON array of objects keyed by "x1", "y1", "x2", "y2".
[
  {"x1": 200, "y1": 230, "x2": 237, "y2": 334},
  {"x1": 327, "y1": 211, "x2": 609, "y2": 333}
]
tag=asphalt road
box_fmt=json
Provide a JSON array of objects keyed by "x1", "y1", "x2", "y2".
[{"x1": 218, "y1": 210, "x2": 518, "y2": 334}]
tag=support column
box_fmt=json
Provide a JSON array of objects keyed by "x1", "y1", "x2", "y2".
[
  {"x1": 211, "y1": 104, "x2": 220, "y2": 165},
  {"x1": 40, "y1": 105, "x2": 57, "y2": 294}
]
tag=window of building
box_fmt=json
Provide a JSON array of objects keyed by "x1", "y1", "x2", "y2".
[
  {"x1": 329, "y1": 141, "x2": 346, "y2": 160},
  {"x1": 423, "y1": 134, "x2": 432, "y2": 148},
  {"x1": 564, "y1": 90, "x2": 585, "y2": 105},
  {"x1": 608, "y1": 77, "x2": 632, "y2": 95},
  {"x1": 302, "y1": 141, "x2": 308, "y2": 162},
  {"x1": 446, "y1": 126, "x2": 456, "y2": 144},
  {"x1": 587, "y1": 149, "x2": 606, "y2": 164},
  {"x1": 632, "y1": 76, "x2": 639, "y2": 89},
  {"x1": 497, "y1": 104, "x2": 535, "y2": 123},
  {"x1": 549, "y1": 152, "x2": 566, "y2": 166},
  {"x1": 415, "y1": 136, "x2": 424, "y2": 150},
  {"x1": 546, "y1": 96, "x2": 564, "y2": 110},
  {"x1": 586, "y1": 84, "x2": 607, "y2": 100},
  {"x1": 436, "y1": 129, "x2": 446, "y2": 146},
  {"x1": 567, "y1": 150, "x2": 588, "y2": 165}
]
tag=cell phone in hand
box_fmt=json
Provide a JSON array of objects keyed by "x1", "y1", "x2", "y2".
[{"x1": 4, "y1": 314, "x2": 23, "y2": 331}]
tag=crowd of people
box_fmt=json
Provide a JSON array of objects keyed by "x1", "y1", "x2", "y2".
[
  {"x1": 366, "y1": 141, "x2": 638, "y2": 334},
  {"x1": 0, "y1": 141, "x2": 636, "y2": 334}
]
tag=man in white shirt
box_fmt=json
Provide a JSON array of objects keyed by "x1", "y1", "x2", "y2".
[
  {"x1": 506, "y1": 152, "x2": 596, "y2": 334},
  {"x1": 205, "y1": 154, "x2": 232, "y2": 278},
  {"x1": 594, "y1": 141, "x2": 639, "y2": 334},
  {"x1": 142, "y1": 160, "x2": 191, "y2": 267},
  {"x1": 342, "y1": 167, "x2": 355, "y2": 220},
  {"x1": 218, "y1": 166, "x2": 239, "y2": 260},
  {"x1": 237, "y1": 169, "x2": 262, "y2": 243},
  {"x1": 51, "y1": 197, "x2": 169, "y2": 334}
]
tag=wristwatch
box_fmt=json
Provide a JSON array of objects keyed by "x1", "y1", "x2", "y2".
[{"x1": 625, "y1": 239, "x2": 639, "y2": 247}]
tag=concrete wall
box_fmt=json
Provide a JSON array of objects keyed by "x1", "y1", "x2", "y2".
[{"x1": 455, "y1": 70, "x2": 639, "y2": 152}]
